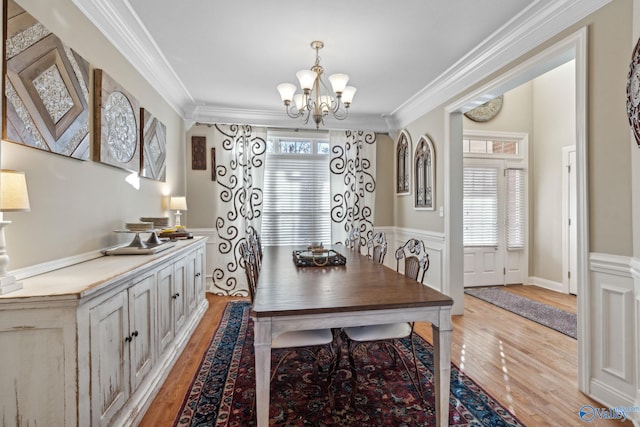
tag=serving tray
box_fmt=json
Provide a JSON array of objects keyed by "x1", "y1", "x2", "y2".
[{"x1": 292, "y1": 248, "x2": 347, "y2": 267}]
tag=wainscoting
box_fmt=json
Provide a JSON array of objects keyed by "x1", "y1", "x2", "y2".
[{"x1": 588, "y1": 253, "x2": 639, "y2": 423}]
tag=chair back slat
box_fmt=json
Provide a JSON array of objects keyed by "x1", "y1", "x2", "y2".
[
  {"x1": 345, "y1": 226, "x2": 361, "y2": 252},
  {"x1": 395, "y1": 238, "x2": 429, "y2": 284},
  {"x1": 367, "y1": 232, "x2": 388, "y2": 264},
  {"x1": 239, "y1": 240, "x2": 259, "y2": 301}
]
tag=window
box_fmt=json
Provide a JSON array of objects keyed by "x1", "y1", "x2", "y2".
[
  {"x1": 395, "y1": 130, "x2": 411, "y2": 195},
  {"x1": 463, "y1": 167, "x2": 498, "y2": 246},
  {"x1": 463, "y1": 137, "x2": 520, "y2": 155},
  {"x1": 462, "y1": 131, "x2": 528, "y2": 250},
  {"x1": 506, "y1": 168, "x2": 525, "y2": 249},
  {"x1": 261, "y1": 131, "x2": 331, "y2": 246}
]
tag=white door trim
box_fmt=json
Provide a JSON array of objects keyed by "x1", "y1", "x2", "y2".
[{"x1": 444, "y1": 27, "x2": 589, "y2": 391}]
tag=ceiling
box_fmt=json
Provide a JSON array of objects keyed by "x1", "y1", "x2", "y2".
[{"x1": 71, "y1": 0, "x2": 609, "y2": 131}]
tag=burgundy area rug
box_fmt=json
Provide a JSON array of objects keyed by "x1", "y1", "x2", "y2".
[{"x1": 174, "y1": 301, "x2": 525, "y2": 426}]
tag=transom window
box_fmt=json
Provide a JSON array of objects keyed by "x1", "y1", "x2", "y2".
[{"x1": 463, "y1": 138, "x2": 520, "y2": 155}]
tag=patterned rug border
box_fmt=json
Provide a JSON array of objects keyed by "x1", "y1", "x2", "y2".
[
  {"x1": 464, "y1": 287, "x2": 577, "y2": 339},
  {"x1": 175, "y1": 300, "x2": 526, "y2": 426}
]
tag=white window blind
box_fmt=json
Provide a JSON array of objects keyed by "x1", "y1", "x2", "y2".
[
  {"x1": 463, "y1": 167, "x2": 498, "y2": 247},
  {"x1": 506, "y1": 168, "x2": 525, "y2": 249},
  {"x1": 261, "y1": 154, "x2": 331, "y2": 246}
]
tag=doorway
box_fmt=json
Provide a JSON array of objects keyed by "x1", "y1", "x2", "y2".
[
  {"x1": 444, "y1": 28, "x2": 589, "y2": 391},
  {"x1": 462, "y1": 132, "x2": 528, "y2": 288}
]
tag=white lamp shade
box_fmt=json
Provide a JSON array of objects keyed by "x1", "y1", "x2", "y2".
[
  {"x1": 277, "y1": 83, "x2": 297, "y2": 102},
  {"x1": 296, "y1": 69, "x2": 316, "y2": 91},
  {"x1": 169, "y1": 196, "x2": 187, "y2": 211},
  {"x1": 293, "y1": 93, "x2": 305, "y2": 111},
  {"x1": 329, "y1": 73, "x2": 349, "y2": 94},
  {"x1": 0, "y1": 170, "x2": 30, "y2": 212},
  {"x1": 319, "y1": 95, "x2": 332, "y2": 113},
  {"x1": 341, "y1": 86, "x2": 357, "y2": 105}
]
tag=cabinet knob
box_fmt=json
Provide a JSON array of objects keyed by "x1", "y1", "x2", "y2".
[
  {"x1": 131, "y1": 330, "x2": 139, "y2": 337},
  {"x1": 125, "y1": 336, "x2": 132, "y2": 343},
  {"x1": 195, "y1": 272, "x2": 201, "y2": 277},
  {"x1": 172, "y1": 292, "x2": 180, "y2": 299}
]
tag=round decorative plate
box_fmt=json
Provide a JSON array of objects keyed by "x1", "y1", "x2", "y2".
[
  {"x1": 464, "y1": 95, "x2": 503, "y2": 122},
  {"x1": 104, "y1": 91, "x2": 137, "y2": 162},
  {"x1": 627, "y1": 37, "x2": 640, "y2": 147}
]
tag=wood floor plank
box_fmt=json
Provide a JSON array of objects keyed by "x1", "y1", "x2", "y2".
[{"x1": 141, "y1": 286, "x2": 631, "y2": 426}]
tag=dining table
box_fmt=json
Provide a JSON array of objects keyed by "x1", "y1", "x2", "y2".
[{"x1": 250, "y1": 245, "x2": 454, "y2": 426}]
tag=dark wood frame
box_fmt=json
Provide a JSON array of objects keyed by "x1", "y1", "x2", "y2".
[{"x1": 191, "y1": 135, "x2": 206, "y2": 170}]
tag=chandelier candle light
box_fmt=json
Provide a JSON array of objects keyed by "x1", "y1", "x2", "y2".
[{"x1": 277, "y1": 41, "x2": 356, "y2": 129}]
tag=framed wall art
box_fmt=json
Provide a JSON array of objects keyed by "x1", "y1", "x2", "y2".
[
  {"x1": 140, "y1": 108, "x2": 166, "y2": 181},
  {"x1": 3, "y1": 0, "x2": 90, "y2": 160},
  {"x1": 93, "y1": 69, "x2": 141, "y2": 172},
  {"x1": 395, "y1": 129, "x2": 411, "y2": 195},
  {"x1": 191, "y1": 136, "x2": 206, "y2": 170},
  {"x1": 414, "y1": 135, "x2": 435, "y2": 210},
  {"x1": 211, "y1": 147, "x2": 216, "y2": 181}
]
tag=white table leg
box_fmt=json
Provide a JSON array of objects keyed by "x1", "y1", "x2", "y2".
[
  {"x1": 432, "y1": 308, "x2": 453, "y2": 427},
  {"x1": 253, "y1": 318, "x2": 272, "y2": 427}
]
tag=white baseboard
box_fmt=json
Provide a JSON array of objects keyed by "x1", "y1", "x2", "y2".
[{"x1": 527, "y1": 276, "x2": 565, "y2": 293}]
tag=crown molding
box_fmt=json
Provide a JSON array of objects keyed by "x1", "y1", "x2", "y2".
[
  {"x1": 186, "y1": 104, "x2": 390, "y2": 132},
  {"x1": 71, "y1": 0, "x2": 193, "y2": 116},
  {"x1": 391, "y1": 0, "x2": 612, "y2": 129},
  {"x1": 72, "y1": 0, "x2": 610, "y2": 131}
]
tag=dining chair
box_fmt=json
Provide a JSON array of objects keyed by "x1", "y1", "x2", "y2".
[
  {"x1": 343, "y1": 238, "x2": 430, "y2": 403},
  {"x1": 247, "y1": 225, "x2": 263, "y2": 270},
  {"x1": 239, "y1": 239, "x2": 338, "y2": 385},
  {"x1": 345, "y1": 226, "x2": 361, "y2": 252},
  {"x1": 366, "y1": 231, "x2": 388, "y2": 265}
]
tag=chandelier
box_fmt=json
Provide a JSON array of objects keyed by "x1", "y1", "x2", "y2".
[{"x1": 277, "y1": 41, "x2": 356, "y2": 129}]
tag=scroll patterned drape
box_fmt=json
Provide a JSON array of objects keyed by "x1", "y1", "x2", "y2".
[
  {"x1": 330, "y1": 130, "x2": 377, "y2": 250},
  {"x1": 211, "y1": 124, "x2": 266, "y2": 296}
]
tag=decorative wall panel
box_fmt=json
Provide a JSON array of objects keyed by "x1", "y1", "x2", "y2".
[
  {"x1": 140, "y1": 108, "x2": 166, "y2": 181},
  {"x1": 3, "y1": 0, "x2": 90, "y2": 159},
  {"x1": 93, "y1": 69, "x2": 140, "y2": 172}
]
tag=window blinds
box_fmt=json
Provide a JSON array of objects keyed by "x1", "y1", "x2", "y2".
[
  {"x1": 261, "y1": 154, "x2": 331, "y2": 246},
  {"x1": 506, "y1": 168, "x2": 525, "y2": 249},
  {"x1": 463, "y1": 167, "x2": 498, "y2": 247}
]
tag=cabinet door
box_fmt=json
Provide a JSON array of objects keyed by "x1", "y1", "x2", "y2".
[
  {"x1": 156, "y1": 264, "x2": 174, "y2": 355},
  {"x1": 185, "y1": 250, "x2": 198, "y2": 314},
  {"x1": 196, "y1": 247, "x2": 205, "y2": 296},
  {"x1": 90, "y1": 292, "x2": 130, "y2": 427},
  {"x1": 128, "y1": 274, "x2": 155, "y2": 391},
  {"x1": 173, "y1": 257, "x2": 187, "y2": 332}
]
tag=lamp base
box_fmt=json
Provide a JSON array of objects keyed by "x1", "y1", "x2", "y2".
[{"x1": 0, "y1": 274, "x2": 22, "y2": 295}]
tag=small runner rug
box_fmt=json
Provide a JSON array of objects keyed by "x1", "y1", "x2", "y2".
[
  {"x1": 464, "y1": 287, "x2": 577, "y2": 339},
  {"x1": 174, "y1": 301, "x2": 525, "y2": 426}
]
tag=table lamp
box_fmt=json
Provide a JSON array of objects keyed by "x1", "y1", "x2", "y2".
[
  {"x1": 0, "y1": 170, "x2": 31, "y2": 295},
  {"x1": 169, "y1": 196, "x2": 187, "y2": 227}
]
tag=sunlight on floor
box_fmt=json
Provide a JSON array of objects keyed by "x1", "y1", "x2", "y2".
[
  {"x1": 459, "y1": 343, "x2": 466, "y2": 371},
  {"x1": 499, "y1": 340, "x2": 516, "y2": 414}
]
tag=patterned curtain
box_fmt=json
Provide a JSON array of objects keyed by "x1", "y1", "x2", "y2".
[
  {"x1": 211, "y1": 124, "x2": 266, "y2": 296},
  {"x1": 330, "y1": 130, "x2": 377, "y2": 249}
]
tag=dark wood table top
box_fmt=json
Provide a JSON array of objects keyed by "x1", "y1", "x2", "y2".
[{"x1": 251, "y1": 245, "x2": 453, "y2": 318}]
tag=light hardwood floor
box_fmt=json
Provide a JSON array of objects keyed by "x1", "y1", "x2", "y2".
[{"x1": 141, "y1": 285, "x2": 631, "y2": 426}]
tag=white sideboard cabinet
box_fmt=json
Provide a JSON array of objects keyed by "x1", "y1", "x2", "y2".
[{"x1": 0, "y1": 237, "x2": 207, "y2": 426}]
